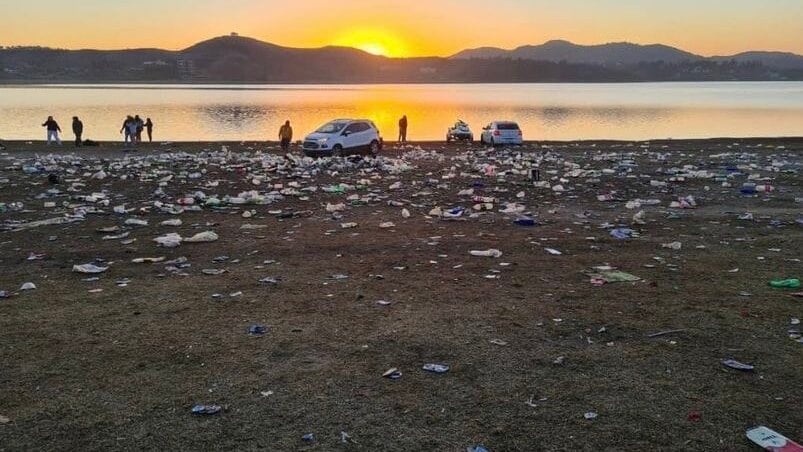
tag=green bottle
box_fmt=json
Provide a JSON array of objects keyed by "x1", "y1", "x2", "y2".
[{"x1": 769, "y1": 279, "x2": 801, "y2": 289}]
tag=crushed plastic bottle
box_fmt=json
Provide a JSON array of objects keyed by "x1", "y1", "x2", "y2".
[{"x1": 769, "y1": 279, "x2": 801, "y2": 289}]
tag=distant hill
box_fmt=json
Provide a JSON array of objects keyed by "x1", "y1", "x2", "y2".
[
  {"x1": 177, "y1": 36, "x2": 387, "y2": 82},
  {"x1": 452, "y1": 40, "x2": 803, "y2": 69},
  {"x1": 710, "y1": 51, "x2": 803, "y2": 69},
  {"x1": 452, "y1": 40, "x2": 700, "y2": 65},
  {"x1": 1, "y1": 35, "x2": 801, "y2": 83}
]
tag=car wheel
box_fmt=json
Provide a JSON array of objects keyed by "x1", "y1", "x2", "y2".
[
  {"x1": 332, "y1": 145, "x2": 344, "y2": 157},
  {"x1": 479, "y1": 135, "x2": 485, "y2": 145},
  {"x1": 368, "y1": 140, "x2": 380, "y2": 156}
]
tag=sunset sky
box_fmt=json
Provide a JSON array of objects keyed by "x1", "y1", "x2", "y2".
[{"x1": 1, "y1": 0, "x2": 801, "y2": 57}]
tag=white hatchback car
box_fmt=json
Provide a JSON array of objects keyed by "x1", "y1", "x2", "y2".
[
  {"x1": 303, "y1": 119, "x2": 383, "y2": 157},
  {"x1": 479, "y1": 121, "x2": 523, "y2": 146}
]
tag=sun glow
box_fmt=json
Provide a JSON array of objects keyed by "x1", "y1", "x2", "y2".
[
  {"x1": 356, "y1": 42, "x2": 389, "y2": 56},
  {"x1": 332, "y1": 28, "x2": 407, "y2": 57}
]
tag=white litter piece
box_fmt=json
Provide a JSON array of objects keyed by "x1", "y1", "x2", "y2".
[{"x1": 72, "y1": 264, "x2": 109, "y2": 274}]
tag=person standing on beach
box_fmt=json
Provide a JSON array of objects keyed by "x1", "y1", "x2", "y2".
[
  {"x1": 42, "y1": 116, "x2": 62, "y2": 145},
  {"x1": 398, "y1": 115, "x2": 408, "y2": 143},
  {"x1": 144, "y1": 118, "x2": 154, "y2": 142},
  {"x1": 279, "y1": 120, "x2": 293, "y2": 153},
  {"x1": 72, "y1": 116, "x2": 83, "y2": 147},
  {"x1": 134, "y1": 115, "x2": 144, "y2": 143},
  {"x1": 120, "y1": 116, "x2": 133, "y2": 144},
  {"x1": 127, "y1": 117, "x2": 140, "y2": 146}
]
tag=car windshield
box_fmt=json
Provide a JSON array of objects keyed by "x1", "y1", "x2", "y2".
[
  {"x1": 316, "y1": 121, "x2": 349, "y2": 134},
  {"x1": 497, "y1": 123, "x2": 520, "y2": 130}
]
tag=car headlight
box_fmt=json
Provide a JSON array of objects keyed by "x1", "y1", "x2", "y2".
[{"x1": 317, "y1": 138, "x2": 329, "y2": 144}]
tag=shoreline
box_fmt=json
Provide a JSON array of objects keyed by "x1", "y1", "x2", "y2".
[
  {"x1": 3, "y1": 137, "x2": 803, "y2": 146},
  {"x1": 2, "y1": 137, "x2": 801, "y2": 160},
  {"x1": 1, "y1": 137, "x2": 802, "y2": 152}
]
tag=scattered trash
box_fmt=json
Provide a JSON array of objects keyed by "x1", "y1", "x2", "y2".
[
  {"x1": 72, "y1": 264, "x2": 109, "y2": 274},
  {"x1": 722, "y1": 359, "x2": 755, "y2": 372},
  {"x1": 610, "y1": 228, "x2": 637, "y2": 240},
  {"x1": 20, "y1": 282, "x2": 36, "y2": 291},
  {"x1": 647, "y1": 329, "x2": 686, "y2": 338},
  {"x1": 383, "y1": 368, "x2": 402, "y2": 380},
  {"x1": 586, "y1": 267, "x2": 641, "y2": 284},
  {"x1": 248, "y1": 325, "x2": 267, "y2": 336},
  {"x1": 514, "y1": 217, "x2": 537, "y2": 227},
  {"x1": 769, "y1": 279, "x2": 801, "y2": 289},
  {"x1": 470, "y1": 249, "x2": 503, "y2": 258},
  {"x1": 467, "y1": 446, "x2": 489, "y2": 452},
  {"x1": 191, "y1": 405, "x2": 222, "y2": 415},
  {"x1": 132, "y1": 257, "x2": 165, "y2": 264},
  {"x1": 154, "y1": 233, "x2": 183, "y2": 248},
  {"x1": 584, "y1": 411, "x2": 598, "y2": 420},
  {"x1": 746, "y1": 426, "x2": 803, "y2": 451},
  {"x1": 302, "y1": 433, "x2": 315, "y2": 442},
  {"x1": 183, "y1": 231, "x2": 219, "y2": 243},
  {"x1": 422, "y1": 363, "x2": 450, "y2": 374}
]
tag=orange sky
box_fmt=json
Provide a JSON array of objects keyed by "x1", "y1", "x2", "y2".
[{"x1": 2, "y1": 0, "x2": 802, "y2": 57}]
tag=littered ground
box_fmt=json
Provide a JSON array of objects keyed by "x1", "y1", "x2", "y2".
[{"x1": 0, "y1": 138, "x2": 801, "y2": 451}]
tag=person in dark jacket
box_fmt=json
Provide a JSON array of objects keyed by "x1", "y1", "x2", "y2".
[
  {"x1": 278, "y1": 120, "x2": 293, "y2": 153},
  {"x1": 398, "y1": 115, "x2": 408, "y2": 143},
  {"x1": 42, "y1": 116, "x2": 62, "y2": 145},
  {"x1": 144, "y1": 118, "x2": 154, "y2": 142},
  {"x1": 120, "y1": 116, "x2": 133, "y2": 144},
  {"x1": 72, "y1": 116, "x2": 83, "y2": 147}
]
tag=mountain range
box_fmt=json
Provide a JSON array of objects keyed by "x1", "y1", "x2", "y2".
[
  {"x1": 451, "y1": 39, "x2": 803, "y2": 69},
  {"x1": 1, "y1": 35, "x2": 801, "y2": 83}
]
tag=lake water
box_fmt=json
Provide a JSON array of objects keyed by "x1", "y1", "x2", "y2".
[{"x1": 0, "y1": 82, "x2": 801, "y2": 142}]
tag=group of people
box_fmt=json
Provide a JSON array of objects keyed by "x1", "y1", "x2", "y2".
[
  {"x1": 42, "y1": 114, "x2": 406, "y2": 149},
  {"x1": 120, "y1": 115, "x2": 154, "y2": 145},
  {"x1": 41, "y1": 116, "x2": 86, "y2": 147},
  {"x1": 42, "y1": 115, "x2": 154, "y2": 146}
]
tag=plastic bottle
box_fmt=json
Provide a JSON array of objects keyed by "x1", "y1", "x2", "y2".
[{"x1": 769, "y1": 279, "x2": 801, "y2": 289}]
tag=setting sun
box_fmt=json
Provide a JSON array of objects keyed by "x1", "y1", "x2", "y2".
[
  {"x1": 356, "y1": 43, "x2": 388, "y2": 56},
  {"x1": 332, "y1": 28, "x2": 407, "y2": 57}
]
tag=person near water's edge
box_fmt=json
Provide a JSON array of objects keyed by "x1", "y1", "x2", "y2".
[
  {"x1": 145, "y1": 118, "x2": 154, "y2": 142},
  {"x1": 134, "y1": 115, "x2": 144, "y2": 143},
  {"x1": 398, "y1": 115, "x2": 408, "y2": 143},
  {"x1": 72, "y1": 116, "x2": 83, "y2": 147},
  {"x1": 126, "y1": 117, "x2": 139, "y2": 146},
  {"x1": 279, "y1": 120, "x2": 293, "y2": 153},
  {"x1": 42, "y1": 116, "x2": 62, "y2": 145},
  {"x1": 121, "y1": 116, "x2": 133, "y2": 144}
]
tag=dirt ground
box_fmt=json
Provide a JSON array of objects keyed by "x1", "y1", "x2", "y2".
[{"x1": 0, "y1": 138, "x2": 801, "y2": 451}]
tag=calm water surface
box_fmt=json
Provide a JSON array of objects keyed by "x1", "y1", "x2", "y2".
[{"x1": 0, "y1": 82, "x2": 801, "y2": 142}]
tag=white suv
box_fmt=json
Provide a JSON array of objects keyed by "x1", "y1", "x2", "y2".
[
  {"x1": 479, "y1": 121, "x2": 523, "y2": 146},
  {"x1": 303, "y1": 119, "x2": 383, "y2": 157}
]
